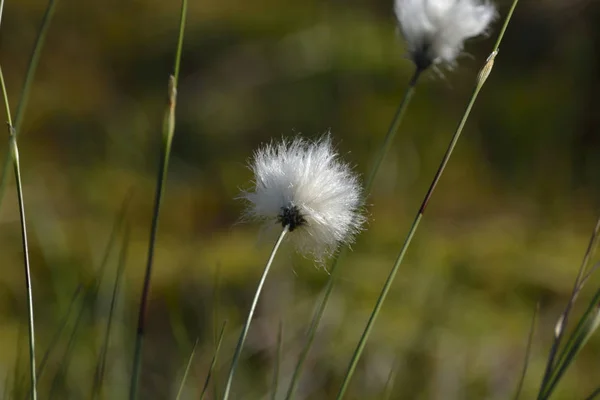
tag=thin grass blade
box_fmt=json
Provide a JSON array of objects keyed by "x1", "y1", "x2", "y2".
[
  {"x1": 92, "y1": 224, "x2": 131, "y2": 398},
  {"x1": 175, "y1": 337, "x2": 199, "y2": 400},
  {"x1": 200, "y1": 321, "x2": 227, "y2": 400},
  {"x1": 513, "y1": 303, "x2": 539, "y2": 400}
]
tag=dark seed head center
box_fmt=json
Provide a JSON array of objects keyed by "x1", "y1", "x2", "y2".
[
  {"x1": 413, "y1": 42, "x2": 433, "y2": 72},
  {"x1": 278, "y1": 205, "x2": 306, "y2": 232}
]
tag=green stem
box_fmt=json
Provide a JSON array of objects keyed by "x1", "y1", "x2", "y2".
[
  {"x1": 1, "y1": 65, "x2": 37, "y2": 400},
  {"x1": 222, "y1": 227, "x2": 289, "y2": 400},
  {"x1": 335, "y1": 2, "x2": 518, "y2": 393},
  {"x1": 0, "y1": 0, "x2": 58, "y2": 211},
  {"x1": 284, "y1": 67, "x2": 421, "y2": 400},
  {"x1": 129, "y1": 1, "x2": 187, "y2": 398}
]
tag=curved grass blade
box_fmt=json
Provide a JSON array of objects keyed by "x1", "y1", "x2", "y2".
[{"x1": 1, "y1": 65, "x2": 37, "y2": 400}]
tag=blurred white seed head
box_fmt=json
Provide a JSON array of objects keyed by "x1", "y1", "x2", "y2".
[
  {"x1": 241, "y1": 134, "x2": 366, "y2": 261},
  {"x1": 394, "y1": 0, "x2": 497, "y2": 70}
]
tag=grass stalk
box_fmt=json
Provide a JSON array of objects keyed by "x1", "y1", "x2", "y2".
[
  {"x1": 284, "y1": 66, "x2": 422, "y2": 400},
  {"x1": 175, "y1": 338, "x2": 199, "y2": 400},
  {"x1": 1, "y1": 65, "x2": 37, "y2": 400},
  {"x1": 222, "y1": 226, "x2": 289, "y2": 400},
  {"x1": 335, "y1": 3, "x2": 519, "y2": 396},
  {"x1": 93, "y1": 225, "x2": 131, "y2": 398},
  {"x1": 0, "y1": 0, "x2": 58, "y2": 211},
  {"x1": 128, "y1": 1, "x2": 187, "y2": 398},
  {"x1": 200, "y1": 321, "x2": 227, "y2": 400},
  {"x1": 513, "y1": 303, "x2": 539, "y2": 400}
]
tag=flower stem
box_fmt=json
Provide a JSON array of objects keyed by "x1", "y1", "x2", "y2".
[
  {"x1": 129, "y1": 1, "x2": 187, "y2": 398},
  {"x1": 222, "y1": 226, "x2": 289, "y2": 400},
  {"x1": 0, "y1": 66, "x2": 37, "y2": 400},
  {"x1": 335, "y1": 1, "x2": 519, "y2": 394},
  {"x1": 284, "y1": 67, "x2": 421, "y2": 400}
]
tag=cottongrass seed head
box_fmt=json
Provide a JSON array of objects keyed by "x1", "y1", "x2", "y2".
[
  {"x1": 241, "y1": 134, "x2": 366, "y2": 262},
  {"x1": 394, "y1": 0, "x2": 497, "y2": 70}
]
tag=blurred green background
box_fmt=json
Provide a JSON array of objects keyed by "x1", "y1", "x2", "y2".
[{"x1": 1, "y1": 0, "x2": 600, "y2": 398}]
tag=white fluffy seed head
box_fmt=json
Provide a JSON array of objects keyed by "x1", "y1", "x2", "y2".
[
  {"x1": 394, "y1": 0, "x2": 497, "y2": 70},
  {"x1": 241, "y1": 134, "x2": 366, "y2": 262}
]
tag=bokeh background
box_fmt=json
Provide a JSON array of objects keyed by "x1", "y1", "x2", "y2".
[{"x1": 1, "y1": 0, "x2": 599, "y2": 398}]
